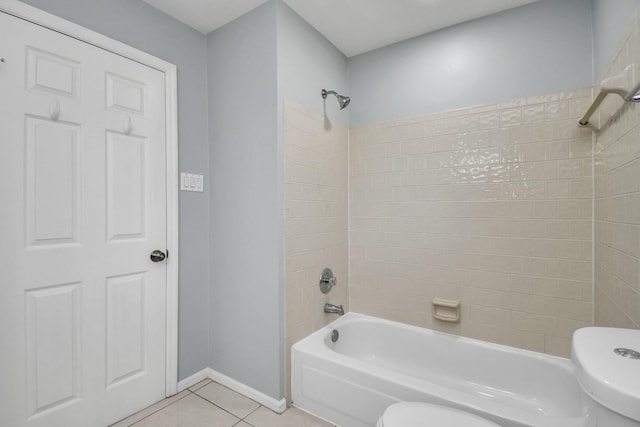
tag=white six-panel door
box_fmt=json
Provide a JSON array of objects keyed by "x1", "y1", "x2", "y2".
[{"x1": 0, "y1": 10, "x2": 168, "y2": 427}]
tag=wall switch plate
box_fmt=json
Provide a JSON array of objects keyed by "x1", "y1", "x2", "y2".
[{"x1": 181, "y1": 172, "x2": 204, "y2": 192}]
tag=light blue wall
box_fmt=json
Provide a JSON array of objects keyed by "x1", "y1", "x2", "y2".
[
  {"x1": 19, "y1": 0, "x2": 210, "y2": 381},
  {"x1": 347, "y1": 0, "x2": 594, "y2": 127},
  {"x1": 207, "y1": 1, "x2": 283, "y2": 399},
  {"x1": 592, "y1": 0, "x2": 640, "y2": 79},
  {"x1": 277, "y1": 1, "x2": 349, "y2": 128},
  {"x1": 205, "y1": 1, "x2": 349, "y2": 400}
]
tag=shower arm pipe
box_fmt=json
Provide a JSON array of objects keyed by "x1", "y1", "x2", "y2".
[{"x1": 579, "y1": 63, "x2": 640, "y2": 127}]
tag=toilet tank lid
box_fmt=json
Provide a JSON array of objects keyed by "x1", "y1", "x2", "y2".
[
  {"x1": 572, "y1": 327, "x2": 640, "y2": 422},
  {"x1": 383, "y1": 402, "x2": 500, "y2": 426}
]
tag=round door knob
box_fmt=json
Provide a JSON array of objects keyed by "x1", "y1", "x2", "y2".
[{"x1": 150, "y1": 250, "x2": 166, "y2": 263}]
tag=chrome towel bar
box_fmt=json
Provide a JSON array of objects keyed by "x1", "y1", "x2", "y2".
[{"x1": 579, "y1": 64, "x2": 640, "y2": 127}]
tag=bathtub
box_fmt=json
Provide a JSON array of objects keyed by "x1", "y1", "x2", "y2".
[{"x1": 291, "y1": 313, "x2": 589, "y2": 427}]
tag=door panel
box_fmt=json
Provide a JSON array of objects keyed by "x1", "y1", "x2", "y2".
[
  {"x1": 106, "y1": 72, "x2": 146, "y2": 114},
  {"x1": 26, "y1": 282, "x2": 81, "y2": 417},
  {"x1": 25, "y1": 117, "x2": 80, "y2": 246},
  {"x1": 26, "y1": 47, "x2": 80, "y2": 99},
  {"x1": 106, "y1": 132, "x2": 147, "y2": 241},
  {"x1": 106, "y1": 272, "x2": 146, "y2": 388},
  {"x1": 0, "y1": 11, "x2": 167, "y2": 427}
]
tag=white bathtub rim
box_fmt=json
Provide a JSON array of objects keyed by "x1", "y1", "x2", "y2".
[
  {"x1": 312, "y1": 311, "x2": 572, "y2": 365},
  {"x1": 294, "y1": 312, "x2": 574, "y2": 370}
]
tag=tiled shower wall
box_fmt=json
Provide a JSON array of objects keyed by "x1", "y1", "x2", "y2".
[
  {"x1": 594, "y1": 9, "x2": 640, "y2": 329},
  {"x1": 349, "y1": 90, "x2": 594, "y2": 357},
  {"x1": 284, "y1": 100, "x2": 349, "y2": 401}
]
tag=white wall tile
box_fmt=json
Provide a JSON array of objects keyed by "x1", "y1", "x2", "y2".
[
  {"x1": 284, "y1": 100, "x2": 349, "y2": 402},
  {"x1": 592, "y1": 11, "x2": 640, "y2": 331},
  {"x1": 349, "y1": 88, "x2": 595, "y2": 356}
]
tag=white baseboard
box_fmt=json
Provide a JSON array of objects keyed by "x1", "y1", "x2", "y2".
[
  {"x1": 206, "y1": 368, "x2": 287, "y2": 414},
  {"x1": 177, "y1": 368, "x2": 210, "y2": 392},
  {"x1": 176, "y1": 367, "x2": 287, "y2": 414}
]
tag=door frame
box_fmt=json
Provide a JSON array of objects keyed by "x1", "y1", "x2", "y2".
[{"x1": 0, "y1": 0, "x2": 180, "y2": 396}]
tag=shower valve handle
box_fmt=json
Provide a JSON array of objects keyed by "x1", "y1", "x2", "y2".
[{"x1": 319, "y1": 268, "x2": 337, "y2": 294}]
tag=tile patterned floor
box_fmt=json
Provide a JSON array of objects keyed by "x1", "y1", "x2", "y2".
[{"x1": 110, "y1": 379, "x2": 335, "y2": 427}]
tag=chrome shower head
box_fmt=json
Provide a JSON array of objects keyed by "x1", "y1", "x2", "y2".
[
  {"x1": 322, "y1": 89, "x2": 350, "y2": 110},
  {"x1": 336, "y1": 94, "x2": 350, "y2": 109}
]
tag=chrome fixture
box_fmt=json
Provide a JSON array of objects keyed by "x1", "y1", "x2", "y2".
[
  {"x1": 322, "y1": 89, "x2": 350, "y2": 110},
  {"x1": 150, "y1": 250, "x2": 167, "y2": 262},
  {"x1": 614, "y1": 348, "x2": 640, "y2": 359},
  {"x1": 579, "y1": 63, "x2": 640, "y2": 127},
  {"x1": 324, "y1": 303, "x2": 344, "y2": 316},
  {"x1": 331, "y1": 329, "x2": 339, "y2": 343},
  {"x1": 319, "y1": 267, "x2": 337, "y2": 294}
]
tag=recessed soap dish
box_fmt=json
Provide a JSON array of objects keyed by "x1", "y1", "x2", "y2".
[{"x1": 432, "y1": 298, "x2": 460, "y2": 323}]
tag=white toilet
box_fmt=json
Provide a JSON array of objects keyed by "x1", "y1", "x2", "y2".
[
  {"x1": 572, "y1": 327, "x2": 640, "y2": 426},
  {"x1": 377, "y1": 402, "x2": 500, "y2": 427}
]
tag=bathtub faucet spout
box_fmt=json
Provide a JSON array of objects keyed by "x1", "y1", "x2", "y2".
[{"x1": 324, "y1": 303, "x2": 344, "y2": 316}]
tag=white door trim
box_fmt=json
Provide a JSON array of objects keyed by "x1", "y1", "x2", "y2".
[{"x1": 0, "y1": 0, "x2": 180, "y2": 396}]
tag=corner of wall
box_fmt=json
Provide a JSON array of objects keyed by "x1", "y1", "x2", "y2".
[
  {"x1": 592, "y1": 3, "x2": 640, "y2": 330},
  {"x1": 205, "y1": 0, "x2": 284, "y2": 400}
]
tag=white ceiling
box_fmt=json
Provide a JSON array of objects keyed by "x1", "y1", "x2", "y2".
[
  {"x1": 142, "y1": 0, "x2": 269, "y2": 35},
  {"x1": 142, "y1": 0, "x2": 540, "y2": 57}
]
